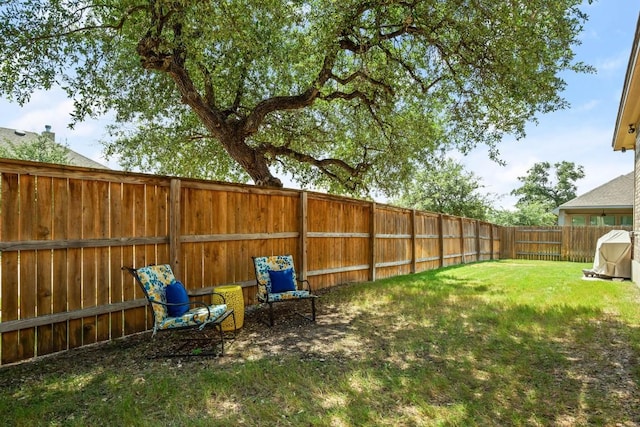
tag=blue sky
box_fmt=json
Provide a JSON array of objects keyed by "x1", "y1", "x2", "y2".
[
  {"x1": 454, "y1": 0, "x2": 639, "y2": 208},
  {"x1": 0, "y1": 1, "x2": 637, "y2": 210}
]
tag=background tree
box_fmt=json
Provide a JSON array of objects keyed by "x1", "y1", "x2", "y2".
[
  {"x1": 489, "y1": 203, "x2": 558, "y2": 226},
  {"x1": 511, "y1": 161, "x2": 585, "y2": 209},
  {"x1": 0, "y1": 1, "x2": 591, "y2": 196},
  {"x1": 0, "y1": 135, "x2": 71, "y2": 165},
  {"x1": 391, "y1": 157, "x2": 494, "y2": 220}
]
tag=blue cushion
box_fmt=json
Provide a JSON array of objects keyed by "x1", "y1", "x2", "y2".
[
  {"x1": 165, "y1": 280, "x2": 190, "y2": 317},
  {"x1": 268, "y1": 268, "x2": 296, "y2": 293}
]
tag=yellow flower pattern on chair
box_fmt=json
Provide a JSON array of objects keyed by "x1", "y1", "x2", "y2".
[
  {"x1": 135, "y1": 264, "x2": 228, "y2": 335},
  {"x1": 252, "y1": 255, "x2": 311, "y2": 303}
]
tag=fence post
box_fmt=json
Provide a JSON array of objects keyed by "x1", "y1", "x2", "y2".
[
  {"x1": 511, "y1": 227, "x2": 516, "y2": 259},
  {"x1": 562, "y1": 226, "x2": 571, "y2": 261},
  {"x1": 299, "y1": 191, "x2": 308, "y2": 282},
  {"x1": 438, "y1": 214, "x2": 444, "y2": 268},
  {"x1": 369, "y1": 202, "x2": 377, "y2": 281},
  {"x1": 475, "y1": 220, "x2": 481, "y2": 262},
  {"x1": 459, "y1": 217, "x2": 465, "y2": 264},
  {"x1": 411, "y1": 209, "x2": 417, "y2": 274},
  {"x1": 169, "y1": 178, "x2": 181, "y2": 279},
  {"x1": 490, "y1": 224, "x2": 494, "y2": 260}
]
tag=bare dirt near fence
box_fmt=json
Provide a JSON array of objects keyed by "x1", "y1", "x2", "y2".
[{"x1": 0, "y1": 285, "x2": 361, "y2": 385}]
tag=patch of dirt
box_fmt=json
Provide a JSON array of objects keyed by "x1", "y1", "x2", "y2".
[{"x1": 0, "y1": 285, "x2": 364, "y2": 384}]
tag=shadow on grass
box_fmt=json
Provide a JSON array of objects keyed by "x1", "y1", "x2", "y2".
[{"x1": 0, "y1": 263, "x2": 638, "y2": 426}]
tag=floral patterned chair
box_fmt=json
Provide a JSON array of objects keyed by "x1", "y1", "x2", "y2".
[
  {"x1": 123, "y1": 264, "x2": 236, "y2": 357},
  {"x1": 252, "y1": 255, "x2": 317, "y2": 326}
]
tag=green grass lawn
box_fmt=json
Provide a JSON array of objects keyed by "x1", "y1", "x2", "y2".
[{"x1": 1, "y1": 260, "x2": 638, "y2": 426}]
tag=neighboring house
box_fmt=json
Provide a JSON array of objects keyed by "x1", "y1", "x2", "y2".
[
  {"x1": 612, "y1": 15, "x2": 640, "y2": 282},
  {"x1": 553, "y1": 172, "x2": 634, "y2": 227},
  {"x1": 0, "y1": 125, "x2": 109, "y2": 169}
]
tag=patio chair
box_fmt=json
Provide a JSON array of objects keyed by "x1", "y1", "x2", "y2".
[
  {"x1": 252, "y1": 255, "x2": 318, "y2": 326},
  {"x1": 123, "y1": 264, "x2": 236, "y2": 357}
]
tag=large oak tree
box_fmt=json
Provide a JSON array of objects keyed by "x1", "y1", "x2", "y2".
[{"x1": 0, "y1": 1, "x2": 591, "y2": 196}]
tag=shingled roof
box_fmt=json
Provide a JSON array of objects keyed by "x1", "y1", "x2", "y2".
[
  {"x1": 0, "y1": 126, "x2": 108, "y2": 169},
  {"x1": 556, "y1": 172, "x2": 633, "y2": 211}
]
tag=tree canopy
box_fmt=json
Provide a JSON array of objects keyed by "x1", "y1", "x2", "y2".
[
  {"x1": 489, "y1": 202, "x2": 558, "y2": 226},
  {"x1": 511, "y1": 161, "x2": 585, "y2": 209},
  {"x1": 391, "y1": 157, "x2": 493, "y2": 219},
  {"x1": 0, "y1": 1, "x2": 591, "y2": 196},
  {"x1": 0, "y1": 134, "x2": 71, "y2": 165}
]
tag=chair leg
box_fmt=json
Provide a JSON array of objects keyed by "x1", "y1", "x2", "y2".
[
  {"x1": 216, "y1": 323, "x2": 225, "y2": 356},
  {"x1": 218, "y1": 310, "x2": 239, "y2": 356}
]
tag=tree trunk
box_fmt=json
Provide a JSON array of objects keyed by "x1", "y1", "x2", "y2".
[
  {"x1": 222, "y1": 135, "x2": 283, "y2": 188},
  {"x1": 163, "y1": 63, "x2": 283, "y2": 188}
]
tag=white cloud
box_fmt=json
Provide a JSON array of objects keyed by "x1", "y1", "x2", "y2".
[
  {"x1": 574, "y1": 99, "x2": 600, "y2": 112},
  {"x1": 3, "y1": 89, "x2": 76, "y2": 133},
  {"x1": 598, "y1": 52, "x2": 629, "y2": 73}
]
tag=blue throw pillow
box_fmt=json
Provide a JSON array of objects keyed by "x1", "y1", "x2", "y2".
[
  {"x1": 268, "y1": 268, "x2": 296, "y2": 293},
  {"x1": 165, "y1": 280, "x2": 190, "y2": 317}
]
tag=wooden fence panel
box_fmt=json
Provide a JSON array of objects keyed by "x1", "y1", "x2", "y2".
[
  {"x1": 1, "y1": 173, "x2": 20, "y2": 364},
  {"x1": 109, "y1": 182, "x2": 124, "y2": 340},
  {"x1": 462, "y1": 219, "x2": 477, "y2": 263},
  {"x1": 35, "y1": 176, "x2": 54, "y2": 356},
  {"x1": 81, "y1": 180, "x2": 98, "y2": 346},
  {"x1": 441, "y1": 216, "x2": 463, "y2": 266},
  {"x1": 51, "y1": 177, "x2": 69, "y2": 353},
  {"x1": 521, "y1": 226, "x2": 562, "y2": 260},
  {"x1": 182, "y1": 186, "x2": 205, "y2": 291},
  {"x1": 491, "y1": 224, "x2": 501, "y2": 260},
  {"x1": 414, "y1": 212, "x2": 441, "y2": 272},
  {"x1": 67, "y1": 179, "x2": 84, "y2": 349},
  {"x1": 499, "y1": 226, "x2": 631, "y2": 262},
  {"x1": 19, "y1": 175, "x2": 37, "y2": 360},
  {"x1": 375, "y1": 206, "x2": 412, "y2": 280},
  {"x1": 478, "y1": 222, "x2": 492, "y2": 261},
  {"x1": 562, "y1": 226, "x2": 610, "y2": 262},
  {"x1": 306, "y1": 196, "x2": 371, "y2": 288},
  {"x1": 124, "y1": 183, "x2": 148, "y2": 335},
  {"x1": 96, "y1": 181, "x2": 112, "y2": 343}
]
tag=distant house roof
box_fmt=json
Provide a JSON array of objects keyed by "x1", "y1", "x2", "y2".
[
  {"x1": 554, "y1": 172, "x2": 634, "y2": 212},
  {"x1": 0, "y1": 126, "x2": 109, "y2": 169}
]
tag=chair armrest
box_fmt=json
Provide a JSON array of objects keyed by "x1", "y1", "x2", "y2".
[
  {"x1": 296, "y1": 279, "x2": 311, "y2": 292},
  {"x1": 187, "y1": 290, "x2": 228, "y2": 305}
]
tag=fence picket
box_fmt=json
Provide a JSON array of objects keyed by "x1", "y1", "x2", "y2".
[
  {"x1": 36, "y1": 176, "x2": 54, "y2": 356},
  {"x1": 52, "y1": 177, "x2": 69, "y2": 353}
]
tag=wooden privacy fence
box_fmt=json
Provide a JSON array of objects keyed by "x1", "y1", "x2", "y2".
[
  {"x1": 0, "y1": 160, "x2": 501, "y2": 365},
  {"x1": 499, "y1": 225, "x2": 633, "y2": 262}
]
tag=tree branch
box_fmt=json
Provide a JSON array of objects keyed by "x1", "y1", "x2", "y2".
[
  {"x1": 329, "y1": 70, "x2": 395, "y2": 97},
  {"x1": 27, "y1": 5, "x2": 147, "y2": 42},
  {"x1": 198, "y1": 62, "x2": 217, "y2": 109},
  {"x1": 378, "y1": 44, "x2": 443, "y2": 94},
  {"x1": 242, "y1": 52, "x2": 337, "y2": 135},
  {"x1": 320, "y1": 90, "x2": 374, "y2": 104},
  {"x1": 227, "y1": 66, "x2": 247, "y2": 119},
  {"x1": 260, "y1": 144, "x2": 371, "y2": 184}
]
